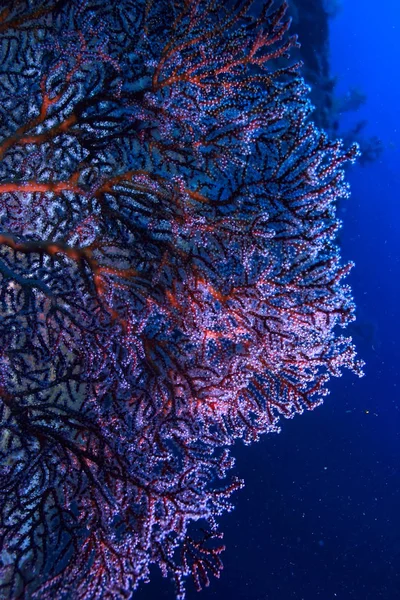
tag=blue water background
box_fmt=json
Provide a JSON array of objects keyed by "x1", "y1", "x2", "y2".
[{"x1": 137, "y1": 2, "x2": 400, "y2": 598}]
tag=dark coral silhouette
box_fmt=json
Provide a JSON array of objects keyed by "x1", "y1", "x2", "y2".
[{"x1": 0, "y1": 1, "x2": 363, "y2": 598}]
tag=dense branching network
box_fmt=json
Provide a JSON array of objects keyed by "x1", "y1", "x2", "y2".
[{"x1": 0, "y1": 1, "x2": 363, "y2": 598}]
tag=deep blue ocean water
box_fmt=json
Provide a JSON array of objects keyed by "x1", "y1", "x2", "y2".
[{"x1": 136, "y1": 2, "x2": 400, "y2": 599}]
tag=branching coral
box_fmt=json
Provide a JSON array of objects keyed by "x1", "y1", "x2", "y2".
[{"x1": 0, "y1": 1, "x2": 363, "y2": 598}]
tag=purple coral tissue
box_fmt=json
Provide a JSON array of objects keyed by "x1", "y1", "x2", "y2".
[{"x1": 0, "y1": 1, "x2": 363, "y2": 598}]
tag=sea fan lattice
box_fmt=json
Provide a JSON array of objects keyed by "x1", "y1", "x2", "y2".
[{"x1": 0, "y1": 1, "x2": 363, "y2": 598}]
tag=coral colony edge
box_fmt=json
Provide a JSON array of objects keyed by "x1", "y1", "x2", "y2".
[{"x1": 0, "y1": 1, "x2": 363, "y2": 599}]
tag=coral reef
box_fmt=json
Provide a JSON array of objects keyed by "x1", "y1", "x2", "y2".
[
  {"x1": 288, "y1": 0, "x2": 382, "y2": 165},
  {"x1": 0, "y1": 1, "x2": 362, "y2": 598}
]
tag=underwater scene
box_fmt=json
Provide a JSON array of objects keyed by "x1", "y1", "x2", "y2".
[{"x1": 0, "y1": 1, "x2": 398, "y2": 599}]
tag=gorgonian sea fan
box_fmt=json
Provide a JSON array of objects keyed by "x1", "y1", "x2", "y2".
[{"x1": 0, "y1": 0, "x2": 363, "y2": 598}]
